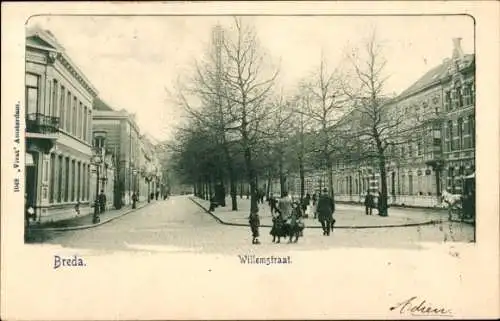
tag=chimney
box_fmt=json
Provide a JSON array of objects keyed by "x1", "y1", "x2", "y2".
[{"x1": 452, "y1": 37, "x2": 464, "y2": 60}]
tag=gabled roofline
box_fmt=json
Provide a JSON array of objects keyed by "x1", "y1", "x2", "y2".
[{"x1": 26, "y1": 26, "x2": 99, "y2": 97}]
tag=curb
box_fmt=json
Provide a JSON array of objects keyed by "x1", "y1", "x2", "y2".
[
  {"x1": 189, "y1": 197, "x2": 442, "y2": 229},
  {"x1": 29, "y1": 203, "x2": 151, "y2": 232}
]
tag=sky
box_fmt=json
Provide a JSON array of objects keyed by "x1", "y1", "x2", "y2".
[{"x1": 28, "y1": 15, "x2": 474, "y2": 141}]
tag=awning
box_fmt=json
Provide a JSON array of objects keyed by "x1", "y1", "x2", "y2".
[{"x1": 25, "y1": 153, "x2": 35, "y2": 166}]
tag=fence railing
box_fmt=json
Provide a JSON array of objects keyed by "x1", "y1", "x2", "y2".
[{"x1": 26, "y1": 113, "x2": 60, "y2": 134}]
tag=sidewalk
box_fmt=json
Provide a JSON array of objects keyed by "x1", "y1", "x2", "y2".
[
  {"x1": 190, "y1": 196, "x2": 446, "y2": 228},
  {"x1": 29, "y1": 201, "x2": 150, "y2": 232}
]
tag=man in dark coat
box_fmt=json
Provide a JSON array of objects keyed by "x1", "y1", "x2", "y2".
[
  {"x1": 364, "y1": 190, "x2": 374, "y2": 215},
  {"x1": 98, "y1": 190, "x2": 107, "y2": 213},
  {"x1": 316, "y1": 188, "x2": 335, "y2": 236}
]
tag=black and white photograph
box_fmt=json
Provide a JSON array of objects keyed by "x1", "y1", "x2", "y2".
[{"x1": 2, "y1": 2, "x2": 499, "y2": 320}]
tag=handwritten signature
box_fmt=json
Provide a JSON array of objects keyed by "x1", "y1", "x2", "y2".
[{"x1": 390, "y1": 296, "x2": 453, "y2": 317}]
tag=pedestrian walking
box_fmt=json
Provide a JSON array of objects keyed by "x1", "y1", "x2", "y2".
[
  {"x1": 131, "y1": 192, "x2": 138, "y2": 209},
  {"x1": 98, "y1": 190, "x2": 107, "y2": 213},
  {"x1": 364, "y1": 190, "x2": 374, "y2": 215},
  {"x1": 316, "y1": 188, "x2": 335, "y2": 236},
  {"x1": 302, "y1": 193, "x2": 311, "y2": 218},
  {"x1": 249, "y1": 210, "x2": 261, "y2": 244},
  {"x1": 278, "y1": 192, "x2": 293, "y2": 221},
  {"x1": 268, "y1": 194, "x2": 278, "y2": 214},
  {"x1": 209, "y1": 193, "x2": 218, "y2": 212}
]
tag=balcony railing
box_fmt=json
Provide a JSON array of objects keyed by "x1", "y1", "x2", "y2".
[{"x1": 26, "y1": 113, "x2": 60, "y2": 134}]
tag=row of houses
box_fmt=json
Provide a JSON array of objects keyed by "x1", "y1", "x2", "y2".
[
  {"x1": 25, "y1": 27, "x2": 165, "y2": 223},
  {"x1": 272, "y1": 38, "x2": 475, "y2": 208}
]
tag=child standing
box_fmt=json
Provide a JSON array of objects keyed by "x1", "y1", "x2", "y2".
[{"x1": 249, "y1": 210, "x2": 261, "y2": 244}]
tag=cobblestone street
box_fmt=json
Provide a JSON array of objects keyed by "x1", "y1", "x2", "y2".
[{"x1": 29, "y1": 195, "x2": 474, "y2": 255}]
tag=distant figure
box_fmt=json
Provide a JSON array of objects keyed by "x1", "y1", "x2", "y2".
[
  {"x1": 209, "y1": 194, "x2": 218, "y2": 212},
  {"x1": 131, "y1": 192, "x2": 138, "y2": 209},
  {"x1": 75, "y1": 201, "x2": 81, "y2": 216},
  {"x1": 249, "y1": 210, "x2": 260, "y2": 244},
  {"x1": 302, "y1": 193, "x2": 311, "y2": 217},
  {"x1": 364, "y1": 190, "x2": 374, "y2": 215},
  {"x1": 278, "y1": 192, "x2": 293, "y2": 221},
  {"x1": 268, "y1": 194, "x2": 278, "y2": 214},
  {"x1": 156, "y1": 191, "x2": 159, "y2": 200},
  {"x1": 316, "y1": 188, "x2": 335, "y2": 236},
  {"x1": 98, "y1": 190, "x2": 107, "y2": 213},
  {"x1": 312, "y1": 193, "x2": 317, "y2": 206}
]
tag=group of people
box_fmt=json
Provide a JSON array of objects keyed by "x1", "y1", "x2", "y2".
[{"x1": 249, "y1": 188, "x2": 336, "y2": 244}]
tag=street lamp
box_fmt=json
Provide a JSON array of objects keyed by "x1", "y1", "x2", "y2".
[{"x1": 91, "y1": 151, "x2": 103, "y2": 224}]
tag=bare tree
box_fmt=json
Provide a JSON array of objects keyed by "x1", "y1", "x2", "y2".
[
  {"x1": 340, "y1": 30, "x2": 420, "y2": 216},
  {"x1": 218, "y1": 17, "x2": 280, "y2": 215},
  {"x1": 298, "y1": 54, "x2": 347, "y2": 198},
  {"x1": 260, "y1": 90, "x2": 294, "y2": 197}
]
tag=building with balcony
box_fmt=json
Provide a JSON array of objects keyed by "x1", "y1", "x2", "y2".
[
  {"x1": 92, "y1": 97, "x2": 143, "y2": 207},
  {"x1": 25, "y1": 27, "x2": 98, "y2": 222}
]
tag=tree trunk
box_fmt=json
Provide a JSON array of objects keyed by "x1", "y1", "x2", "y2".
[
  {"x1": 222, "y1": 146, "x2": 238, "y2": 210},
  {"x1": 299, "y1": 157, "x2": 305, "y2": 202},
  {"x1": 379, "y1": 161, "x2": 389, "y2": 217},
  {"x1": 327, "y1": 158, "x2": 334, "y2": 198},
  {"x1": 243, "y1": 146, "x2": 259, "y2": 214},
  {"x1": 230, "y1": 172, "x2": 238, "y2": 210},
  {"x1": 279, "y1": 157, "x2": 286, "y2": 197},
  {"x1": 266, "y1": 171, "x2": 272, "y2": 199}
]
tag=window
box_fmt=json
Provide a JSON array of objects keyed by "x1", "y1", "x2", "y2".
[
  {"x1": 444, "y1": 91, "x2": 451, "y2": 111},
  {"x1": 87, "y1": 165, "x2": 91, "y2": 200},
  {"x1": 83, "y1": 106, "x2": 87, "y2": 142},
  {"x1": 59, "y1": 86, "x2": 65, "y2": 130},
  {"x1": 82, "y1": 163, "x2": 86, "y2": 201},
  {"x1": 49, "y1": 153, "x2": 56, "y2": 203},
  {"x1": 87, "y1": 110, "x2": 92, "y2": 142},
  {"x1": 71, "y1": 160, "x2": 76, "y2": 201},
  {"x1": 409, "y1": 175, "x2": 413, "y2": 195},
  {"x1": 447, "y1": 120, "x2": 454, "y2": 151},
  {"x1": 469, "y1": 115, "x2": 475, "y2": 147},
  {"x1": 52, "y1": 80, "x2": 58, "y2": 117},
  {"x1": 58, "y1": 155, "x2": 63, "y2": 203},
  {"x1": 457, "y1": 118, "x2": 463, "y2": 150},
  {"x1": 456, "y1": 86, "x2": 463, "y2": 108},
  {"x1": 25, "y1": 73, "x2": 39, "y2": 115},
  {"x1": 448, "y1": 168, "x2": 455, "y2": 193},
  {"x1": 77, "y1": 162, "x2": 81, "y2": 201},
  {"x1": 64, "y1": 157, "x2": 70, "y2": 202},
  {"x1": 79, "y1": 102, "x2": 83, "y2": 139},
  {"x1": 408, "y1": 143, "x2": 413, "y2": 158},
  {"x1": 66, "y1": 91, "x2": 71, "y2": 131},
  {"x1": 463, "y1": 84, "x2": 473, "y2": 106},
  {"x1": 417, "y1": 140, "x2": 422, "y2": 156},
  {"x1": 72, "y1": 97, "x2": 77, "y2": 136}
]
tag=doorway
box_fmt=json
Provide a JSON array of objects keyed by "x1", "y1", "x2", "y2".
[{"x1": 25, "y1": 160, "x2": 38, "y2": 213}]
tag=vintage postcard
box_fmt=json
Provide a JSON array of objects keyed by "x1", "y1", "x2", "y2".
[{"x1": 1, "y1": 1, "x2": 499, "y2": 320}]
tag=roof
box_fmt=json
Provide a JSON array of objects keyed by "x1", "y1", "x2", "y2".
[
  {"x1": 398, "y1": 54, "x2": 475, "y2": 99},
  {"x1": 26, "y1": 26, "x2": 99, "y2": 97},
  {"x1": 93, "y1": 97, "x2": 115, "y2": 111}
]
